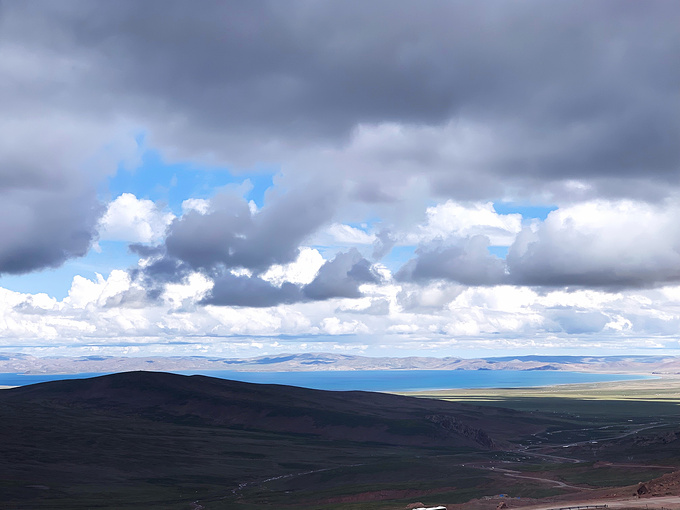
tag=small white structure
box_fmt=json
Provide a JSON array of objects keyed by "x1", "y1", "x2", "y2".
[{"x1": 412, "y1": 507, "x2": 447, "y2": 510}]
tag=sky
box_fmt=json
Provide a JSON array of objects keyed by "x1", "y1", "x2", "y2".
[{"x1": 0, "y1": 0, "x2": 679, "y2": 359}]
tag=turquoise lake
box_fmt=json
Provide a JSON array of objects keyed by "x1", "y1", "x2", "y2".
[{"x1": 0, "y1": 369, "x2": 649, "y2": 391}]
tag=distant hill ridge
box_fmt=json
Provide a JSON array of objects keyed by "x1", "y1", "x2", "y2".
[{"x1": 1, "y1": 352, "x2": 678, "y2": 375}]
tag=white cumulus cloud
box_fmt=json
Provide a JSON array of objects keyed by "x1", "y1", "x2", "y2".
[
  {"x1": 181, "y1": 198, "x2": 211, "y2": 215},
  {"x1": 406, "y1": 201, "x2": 522, "y2": 246},
  {"x1": 508, "y1": 199, "x2": 680, "y2": 287},
  {"x1": 261, "y1": 247, "x2": 326, "y2": 286},
  {"x1": 99, "y1": 193, "x2": 175, "y2": 243}
]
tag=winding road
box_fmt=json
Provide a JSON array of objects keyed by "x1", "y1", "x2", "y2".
[{"x1": 492, "y1": 467, "x2": 592, "y2": 490}]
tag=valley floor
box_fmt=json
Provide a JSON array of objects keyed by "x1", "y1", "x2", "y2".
[
  {"x1": 401, "y1": 374, "x2": 680, "y2": 510},
  {"x1": 403, "y1": 372, "x2": 680, "y2": 403}
]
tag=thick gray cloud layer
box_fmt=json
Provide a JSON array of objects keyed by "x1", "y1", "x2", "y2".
[
  {"x1": 0, "y1": 0, "x2": 678, "y2": 285},
  {"x1": 3, "y1": 1, "x2": 678, "y2": 190},
  {"x1": 0, "y1": 5, "x2": 136, "y2": 274}
]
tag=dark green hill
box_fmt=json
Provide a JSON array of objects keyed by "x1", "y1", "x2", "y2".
[
  {"x1": 2, "y1": 371, "x2": 544, "y2": 447},
  {"x1": 0, "y1": 371, "x2": 547, "y2": 509}
]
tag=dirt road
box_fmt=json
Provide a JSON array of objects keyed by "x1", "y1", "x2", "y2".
[
  {"x1": 519, "y1": 495, "x2": 680, "y2": 510},
  {"x1": 493, "y1": 467, "x2": 590, "y2": 490}
]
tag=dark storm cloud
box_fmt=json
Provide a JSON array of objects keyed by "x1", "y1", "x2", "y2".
[{"x1": 133, "y1": 256, "x2": 191, "y2": 283}]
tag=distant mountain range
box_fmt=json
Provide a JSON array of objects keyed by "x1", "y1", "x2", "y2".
[{"x1": 1, "y1": 352, "x2": 679, "y2": 375}]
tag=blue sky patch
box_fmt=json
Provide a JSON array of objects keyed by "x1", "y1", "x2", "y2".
[
  {"x1": 381, "y1": 245, "x2": 417, "y2": 271},
  {"x1": 108, "y1": 148, "x2": 275, "y2": 214},
  {"x1": 487, "y1": 246, "x2": 510, "y2": 259},
  {"x1": 493, "y1": 202, "x2": 557, "y2": 221},
  {"x1": 0, "y1": 241, "x2": 140, "y2": 300}
]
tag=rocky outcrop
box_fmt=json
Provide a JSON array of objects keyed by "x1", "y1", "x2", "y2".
[
  {"x1": 425, "y1": 414, "x2": 496, "y2": 449},
  {"x1": 632, "y1": 431, "x2": 679, "y2": 447},
  {"x1": 636, "y1": 482, "x2": 649, "y2": 495}
]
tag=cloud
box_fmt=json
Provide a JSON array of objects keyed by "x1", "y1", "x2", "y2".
[
  {"x1": 0, "y1": 23, "x2": 139, "y2": 274},
  {"x1": 0, "y1": 186, "x2": 101, "y2": 275},
  {"x1": 162, "y1": 272, "x2": 213, "y2": 310},
  {"x1": 304, "y1": 249, "x2": 382, "y2": 300},
  {"x1": 397, "y1": 282, "x2": 466, "y2": 311},
  {"x1": 121, "y1": 188, "x2": 380, "y2": 307},
  {"x1": 547, "y1": 308, "x2": 610, "y2": 335},
  {"x1": 0, "y1": 1, "x2": 677, "y2": 272},
  {"x1": 397, "y1": 236, "x2": 507, "y2": 286},
  {"x1": 0, "y1": 113, "x2": 136, "y2": 276},
  {"x1": 120, "y1": 180, "x2": 374, "y2": 308},
  {"x1": 326, "y1": 224, "x2": 376, "y2": 245},
  {"x1": 1, "y1": 1, "x2": 676, "y2": 208},
  {"x1": 398, "y1": 199, "x2": 680, "y2": 290},
  {"x1": 198, "y1": 249, "x2": 381, "y2": 307},
  {"x1": 181, "y1": 198, "x2": 211, "y2": 215},
  {"x1": 507, "y1": 200, "x2": 680, "y2": 288},
  {"x1": 202, "y1": 273, "x2": 303, "y2": 308},
  {"x1": 261, "y1": 247, "x2": 325, "y2": 286},
  {"x1": 372, "y1": 229, "x2": 395, "y2": 260},
  {"x1": 165, "y1": 184, "x2": 338, "y2": 273},
  {"x1": 321, "y1": 317, "x2": 368, "y2": 335},
  {"x1": 405, "y1": 201, "x2": 522, "y2": 246},
  {"x1": 0, "y1": 1, "x2": 679, "y2": 357},
  {"x1": 4, "y1": 268, "x2": 680, "y2": 357},
  {"x1": 64, "y1": 270, "x2": 134, "y2": 309},
  {"x1": 99, "y1": 193, "x2": 175, "y2": 243}
]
